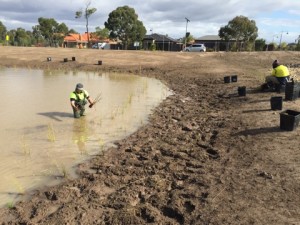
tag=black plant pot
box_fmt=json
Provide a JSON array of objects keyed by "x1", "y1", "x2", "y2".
[
  {"x1": 270, "y1": 96, "x2": 283, "y2": 110},
  {"x1": 238, "y1": 86, "x2": 246, "y2": 96},
  {"x1": 231, "y1": 75, "x2": 238, "y2": 82},
  {"x1": 285, "y1": 81, "x2": 300, "y2": 101},
  {"x1": 280, "y1": 110, "x2": 300, "y2": 131},
  {"x1": 224, "y1": 76, "x2": 231, "y2": 83}
]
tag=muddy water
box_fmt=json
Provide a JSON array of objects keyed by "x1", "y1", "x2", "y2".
[{"x1": 0, "y1": 67, "x2": 171, "y2": 207}]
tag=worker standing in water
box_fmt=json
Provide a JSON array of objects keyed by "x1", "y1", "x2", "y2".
[{"x1": 70, "y1": 83, "x2": 94, "y2": 118}]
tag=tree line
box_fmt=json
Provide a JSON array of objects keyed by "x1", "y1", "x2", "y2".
[
  {"x1": 0, "y1": 5, "x2": 146, "y2": 49},
  {"x1": 0, "y1": 4, "x2": 299, "y2": 51}
]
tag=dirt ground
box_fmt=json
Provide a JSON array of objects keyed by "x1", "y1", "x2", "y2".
[{"x1": 0, "y1": 47, "x2": 300, "y2": 225}]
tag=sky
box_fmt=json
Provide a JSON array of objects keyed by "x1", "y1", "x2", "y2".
[{"x1": 0, "y1": 0, "x2": 299, "y2": 44}]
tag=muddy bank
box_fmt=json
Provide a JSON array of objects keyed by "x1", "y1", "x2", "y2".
[{"x1": 0, "y1": 47, "x2": 300, "y2": 224}]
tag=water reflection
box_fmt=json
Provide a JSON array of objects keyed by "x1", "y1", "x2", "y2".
[
  {"x1": 72, "y1": 117, "x2": 88, "y2": 155},
  {"x1": 0, "y1": 68, "x2": 172, "y2": 207}
]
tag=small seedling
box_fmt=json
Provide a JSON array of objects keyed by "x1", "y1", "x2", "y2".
[
  {"x1": 61, "y1": 164, "x2": 68, "y2": 178},
  {"x1": 20, "y1": 135, "x2": 31, "y2": 156},
  {"x1": 11, "y1": 177, "x2": 25, "y2": 195},
  {"x1": 127, "y1": 93, "x2": 133, "y2": 104},
  {"x1": 98, "y1": 137, "x2": 105, "y2": 151},
  {"x1": 6, "y1": 201, "x2": 14, "y2": 209},
  {"x1": 53, "y1": 160, "x2": 68, "y2": 178},
  {"x1": 47, "y1": 123, "x2": 56, "y2": 142},
  {"x1": 110, "y1": 106, "x2": 120, "y2": 120}
]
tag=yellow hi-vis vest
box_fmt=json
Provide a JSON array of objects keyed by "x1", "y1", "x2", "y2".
[
  {"x1": 70, "y1": 90, "x2": 89, "y2": 102},
  {"x1": 272, "y1": 65, "x2": 290, "y2": 77}
]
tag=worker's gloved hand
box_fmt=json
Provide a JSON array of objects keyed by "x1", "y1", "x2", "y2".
[{"x1": 89, "y1": 103, "x2": 94, "y2": 108}]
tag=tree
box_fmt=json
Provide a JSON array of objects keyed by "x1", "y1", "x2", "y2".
[
  {"x1": 296, "y1": 36, "x2": 300, "y2": 51},
  {"x1": 13, "y1": 28, "x2": 32, "y2": 46},
  {"x1": 75, "y1": 0, "x2": 97, "y2": 47},
  {"x1": 279, "y1": 42, "x2": 288, "y2": 50},
  {"x1": 255, "y1": 38, "x2": 266, "y2": 51},
  {"x1": 182, "y1": 34, "x2": 195, "y2": 46},
  {"x1": 95, "y1": 26, "x2": 109, "y2": 39},
  {"x1": 219, "y1": 15, "x2": 258, "y2": 51},
  {"x1": 57, "y1": 23, "x2": 69, "y2": 34},
  {"x1": 7, "y1": 29, "x2": 16, "y2": 45},
  {"x1": 105, "y1": 5, "x2": 146, "y2": 49},
  {"x1": 0, "y1": 21, "x2": 7, "y2": 42},
  {"x1": 68, "y1": 29, "x2": 78, "y2": 34},
  {"x1": 54, "y1": 23, "x2": 69, "y2": 47},
  {"x1": 6, "y1": 28, "x2": 33, "y2": 46},
  {"x1": 35, "y1": 18, "x2": 68, "y2": 47},
  {"x1": 37, "y1": 17, "x2": 59, "y2": 46},
  {"x1": 32, "y1": 25, "x2": 44, "y2": 45}
]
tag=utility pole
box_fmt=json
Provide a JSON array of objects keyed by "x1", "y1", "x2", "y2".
[
  {"x1": 279, "y1": 31, "x2": 288, "y2": 50},
  {"x1": 184, "y1": 17, "x2": 190, "y2": 50},
  {"x1": 272, "y1": 34, "x2": 278, "y2": 43}
]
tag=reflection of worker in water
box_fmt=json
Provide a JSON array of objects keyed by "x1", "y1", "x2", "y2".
[
  {"x1": 70, "y1": 83, "x2": 94, "y2": 118},
  {"x1": 72, "y1": 116, "x2": 88, "y2": 154}
]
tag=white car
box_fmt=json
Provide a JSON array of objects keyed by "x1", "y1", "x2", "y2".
[
  {"x1": 92, "y1": 43, "x2": 106, "y2": 49},
  {"x1": 185, "y1": 43, "x2": 206, "y2": 52}
]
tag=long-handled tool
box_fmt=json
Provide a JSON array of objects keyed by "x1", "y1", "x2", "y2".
[{"x1": 89, "y1": 93, "x2": 101, "y2": 108}]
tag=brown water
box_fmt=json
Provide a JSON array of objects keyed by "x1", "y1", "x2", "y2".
[{"x1": 0, "y1": 67, "x2": 172, "y2": 207}]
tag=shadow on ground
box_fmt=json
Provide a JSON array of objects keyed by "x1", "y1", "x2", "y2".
[{"x1": 37, "y1": 112, "x2": 73, "y2": 121}]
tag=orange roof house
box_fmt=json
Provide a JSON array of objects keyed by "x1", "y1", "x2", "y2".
[{"x1": 63, "y1": 32, "x2": 100, "y2": 48}]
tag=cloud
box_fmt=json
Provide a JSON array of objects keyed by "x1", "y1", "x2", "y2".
[{"x1": 0, "y1": 0, "x2": 299, "y2": 42}]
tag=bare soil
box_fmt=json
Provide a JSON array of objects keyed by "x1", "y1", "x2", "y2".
[{"x1": 0, "y1": 47, "x2": 300, "y2": 225}]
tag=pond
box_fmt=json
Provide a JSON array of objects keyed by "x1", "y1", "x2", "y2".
[{"x1": 0, "y1": 67, "x2": 172, "y2": 207}]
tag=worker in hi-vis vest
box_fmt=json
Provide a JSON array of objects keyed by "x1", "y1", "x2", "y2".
[
  {"x1": 70, "y1": 83, "x2": 94, "y2": 118},
  {"x1": 265, "y1": 59, "x2": 290, "y2": 86}
]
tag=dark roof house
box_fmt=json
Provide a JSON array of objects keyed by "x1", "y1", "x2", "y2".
[
  {"x1": 195, "y1": 35, "x2": 228, "y2": 51},
  {"x1": 142, "y1": 33, "x2": 183, "y2": 51},
  {"x1": 196, "y1": 35, "x2": 222, "y2": 41},
  {"x1": 195, "y1": 35, "x2": 247, "y2": 51}
]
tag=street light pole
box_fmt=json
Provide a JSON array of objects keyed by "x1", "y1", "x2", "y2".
[
  {"x1": 279, "y1": 31, "x2": 288, "y2": 50},
  {"x1": 184, "y1": 17, "x2": 190, "y2": 50},
  {"x1": 272, "y1": 35, "x2": 278, "y2": 43}
]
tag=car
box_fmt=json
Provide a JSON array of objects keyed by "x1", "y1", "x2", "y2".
[
  {"x1": 92, "y1": 43, "x2": 107, "y2": 49},
  {"x1": 92, "y1": 43, "x2": 102, "y2": 49},
  {"x1": 185, "y1": 43, "x2": 206, "y2": 52}
]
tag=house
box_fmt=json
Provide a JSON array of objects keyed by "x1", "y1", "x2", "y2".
[
  {"x1": 63, "y1": 33, "x2": 100, "y2": 48},
  {"x1": 142, "y1": 33, "x2": 182, "y2": 51},
  {"x1": 195, "y1": 35, "x2": 238, "y2": 51}
]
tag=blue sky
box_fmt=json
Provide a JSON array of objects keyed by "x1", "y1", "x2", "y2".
[
  {"x1": 255, "y1": 9, "x2": 300, "y2": 43},
  {"x1": 0, "y1": 0, "x2": 299, "y2": 44}
]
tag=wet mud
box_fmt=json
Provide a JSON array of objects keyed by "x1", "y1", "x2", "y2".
[{"x1": 0, "y1": 47, "x2": 299, "y2": 224}]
